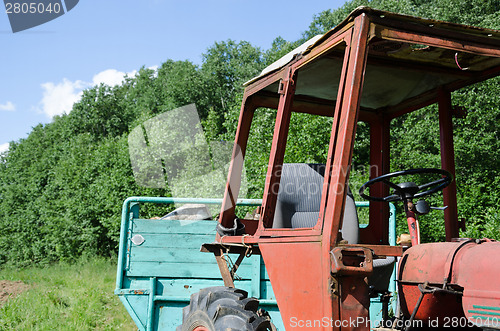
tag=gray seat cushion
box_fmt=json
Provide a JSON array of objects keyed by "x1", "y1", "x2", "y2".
[
  {"x1": 272, "y1": 163, "x2": 394, "y2": 292},
  {"x1": 273, "y1": 163, "x2": 359, "y2": 244},
  {"x1": 369, "y1": 256, "x2": 396, "y2": 293}
]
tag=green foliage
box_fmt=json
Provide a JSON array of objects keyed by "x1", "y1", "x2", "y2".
[
  {"x1": 70, "y1": 85, "x2": 131, "y2": 140},
  {"x1": 452, "y1": 78, "x2": 500, "y2": 240},
  {"x1": 263, "y1": 37, "x2": 302, "y2": 66},
  {"x1": 201, "y1": 40, "x2": 264, "y2": 140},
  {"x1": 0, "y1": 0, "x2": 499, "y2": 266}
]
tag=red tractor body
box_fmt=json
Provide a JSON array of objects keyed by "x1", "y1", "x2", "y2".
[{"x1": 196, "y1": 7, "x2": 500, "y2": 330}]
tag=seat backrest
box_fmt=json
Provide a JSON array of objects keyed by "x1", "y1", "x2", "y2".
[{"x1": 273, "y1": 163, "x2": 359, "y2": 244}]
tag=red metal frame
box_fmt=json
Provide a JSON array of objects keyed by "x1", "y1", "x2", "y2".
[
  {"x1": 219, "y1": 29, "x2": 355, "y2": 239},
  {"x1": 358, "y1": 114, "x2": 391, "y2": 245},
  {"x1": 219, "y1": 98, "x2": 256, "y2": 226},
  {"x1": 214, "y1": 7, "x2": 500, "y2": 331},
  {"x1": 438, "y1": 89, "x2": 460, "y2": 240},
  {"x1": 259, "y1": 67, "x2": 297, "y2": 230}
]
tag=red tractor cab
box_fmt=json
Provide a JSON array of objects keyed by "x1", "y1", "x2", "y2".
[{"x1": 179, "y1": 7, "x2": 500, "y2": 330}]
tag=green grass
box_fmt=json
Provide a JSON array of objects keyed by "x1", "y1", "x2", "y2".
[{"x1": 0, "y1": 257, "x2": 136, "y2": 330}]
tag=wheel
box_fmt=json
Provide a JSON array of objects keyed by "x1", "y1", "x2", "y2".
[
  {"x1": 359, "y1": 168, "x2": 452, "y2": 202},
  {"x1": 178, "y1": 287, "x2": 275, "y2": 331}
]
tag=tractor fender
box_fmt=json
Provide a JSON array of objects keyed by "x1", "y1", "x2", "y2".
[{"x1": 398, "y1": 239, "x2": 500, "y2": 327}]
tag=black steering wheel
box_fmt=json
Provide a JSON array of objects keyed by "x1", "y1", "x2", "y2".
[{"x1": 359, "y1": 168, "x2": 453, "y2": 202}]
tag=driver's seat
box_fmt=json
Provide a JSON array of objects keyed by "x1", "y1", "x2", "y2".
[
  {"x1": 273, "y1": 163, "x2": 395, "y2": 293},
  {"x1": 272, "y1": 163, "x2": 359, "y2": 244}
]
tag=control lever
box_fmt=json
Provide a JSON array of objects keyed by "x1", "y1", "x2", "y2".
[
  {"x1": 415, "y1": 200, "x2": 448, "y2": 215},
  {"x1": 430, "y1": 205, "x2": 448, "y2": 211}
]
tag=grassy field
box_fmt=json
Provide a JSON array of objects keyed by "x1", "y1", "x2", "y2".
[{"x1": 0, "y1": 257, "x2": 137, "y2": 330}]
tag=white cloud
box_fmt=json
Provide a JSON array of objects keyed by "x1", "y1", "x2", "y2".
[
  {"x1": 0, "y1": 143, "x2": 9, "y2": 153},
  {"x1": 92, "y1": 69, "x2": 129, "y2": 87},
  {"x1": 92, "y1": 67, "x2": 157, "y2": 86},
  {"x1": 0, "y1": 101, "x2": 15, "y2": 112},
  {"x1": 38, "y1": 66, "x2": 157, "y2": 118},
  {"x1": 39, "y1": 79, "x2": 88, "y2": 118}
]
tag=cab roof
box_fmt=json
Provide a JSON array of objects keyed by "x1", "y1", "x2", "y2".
[{"x1": 244, "y1": 7, "x2": 500, "y2": 118}]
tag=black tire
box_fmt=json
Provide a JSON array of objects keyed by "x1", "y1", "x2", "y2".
[{"x1": 178, "y1": 286, "x2": 275, "y2": 331}]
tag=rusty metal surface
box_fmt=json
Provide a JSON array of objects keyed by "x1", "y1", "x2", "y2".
[
  {"x1": 404, "y1": 201, "x2": 421, "y2": 246},
  {"x1": 259, "y1": 69, "x2": 296, "y2": 230},
  {"x1": 452, "y1": 240, "x2": 500, "y2": 327},
  {"x1": 339, "y1": 244, "x2": 402, "y2": 257},
  {"x1": 438, "y1": 89, "x2": 460, "y2": 241},
  {"x1": 245, "y1": 6, "x2": 500, "y2": 93},
  {"x1": 259, "y1": 241, "x2": 332, "y2": 330},
  {"x1": 398, "y1": 242, "x2": 465, "y2": 322},
  {"x1": 399, "y1": 242, "x2": 461, "y2": 286},
  {"x1": 322, "y1": 13, "x2": 370, "y2": 250},
  {"x1": 362, "y1": 114, "x2": 390, "y2": 244},
  {"x1": 399, "y1": 282, "x2": 464, "y2": 323},
  {"x1": 243, "y1": 8, "x2": 499, "y2": 116},
  {"x1": 213, "y1": 248, "x2": 235, "y2": 288},
  {"x1": 337, "y1": 7, "x2": 500, "y2": 46},
  {"x1": 331, "y1": 246, "x2": 373, "y2": 276},
  {"x1": 218, "y1": 234, "x2": 323, "y2": 244},
  {"x1": 339, "y1": 275, "x2": 371, "y2": 330},
  {"x1": 219, "y1": 101, "x2": 256, "y2": 228},
  {"x1": 201, "y1": 242, "x2": 261, "y2": 255},
  {"x1": 399, "y1": 240, "x2": 500, "y2": 326}
]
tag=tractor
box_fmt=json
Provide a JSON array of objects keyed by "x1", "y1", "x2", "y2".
[{"x1": 116, "y1": 7, "x2": 500, "y2": 330}]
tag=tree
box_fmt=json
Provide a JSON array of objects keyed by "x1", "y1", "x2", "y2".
[
  {"x1": 0, "y1": 0, "x2": 498, "y2": 265},
  {"x1": 200, "y1": 40, "x2": 264, "y2": 140}
]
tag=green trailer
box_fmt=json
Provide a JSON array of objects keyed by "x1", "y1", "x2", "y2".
[{"x1": 115, "y1": 197, "x2": 396, "y2": 330}]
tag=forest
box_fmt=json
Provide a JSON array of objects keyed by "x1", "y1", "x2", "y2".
[{"x1": 0, "y1": 0, "x2": 499, "y2": 266}]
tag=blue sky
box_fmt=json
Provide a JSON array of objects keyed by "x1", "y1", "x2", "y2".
[{"x1": 0, "y1": 0, "x2": 347, "y2": 152}]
